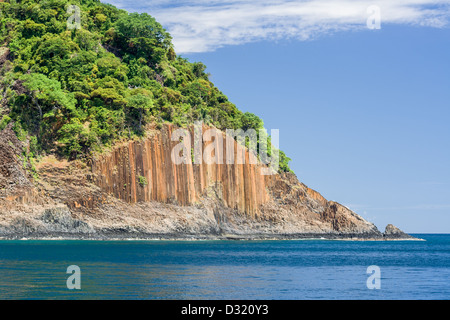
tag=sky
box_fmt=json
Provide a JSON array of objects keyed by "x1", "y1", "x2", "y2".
[{"x1": 106, "y1": 0, "x2": 450, "y2": 233}]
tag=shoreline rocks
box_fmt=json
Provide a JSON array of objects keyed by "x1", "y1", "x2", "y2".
[
  {"x1": 0, "y1": 208, "x2": 421, "y2": 241},
  {"x1": 383, "y1": 224, "x2": 417, "y2": 240}
]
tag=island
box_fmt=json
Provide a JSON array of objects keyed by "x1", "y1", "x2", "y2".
[{"x1": 0, "y1": 0, "x2": 417, "y2": 241}]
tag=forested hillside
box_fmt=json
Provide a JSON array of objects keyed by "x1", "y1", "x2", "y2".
[{"x1": 0, "y1": 0, "x2": 291, "y2": 172}]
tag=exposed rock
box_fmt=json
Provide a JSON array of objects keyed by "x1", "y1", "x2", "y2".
[
  {"x1": 0, "y1": 47, "x2": 9, "y2": 65},
  {"x1": 383, "y1": 224, "x2": 416, "y2": 240},
  {"x1": 92, "y1": 124, "x2": 269, "y2": 215},
  {"x1": 0, "y1": 124, "x2": 40, "y2": 210},
  {"x1": 0, "y1": 207, "x2": 94, "y2": 237},
  {"x1": 39, "y1": 207, "x2": 94, "y2": 233},
  {"x1": 0, "y1": 123, "x2": 418, "y2": 240}
]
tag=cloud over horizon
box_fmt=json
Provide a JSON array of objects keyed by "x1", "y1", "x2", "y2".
[{"x1": 106, "y1": 0, "x2": 450, "y2": 53}]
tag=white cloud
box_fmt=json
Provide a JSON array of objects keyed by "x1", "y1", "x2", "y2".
[{"x1": 105, "y1": 0, "x2": 450, "y2": 53}]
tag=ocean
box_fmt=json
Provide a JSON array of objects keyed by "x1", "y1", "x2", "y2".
[{"x1": 0, "y1": 234, "x2": 449, "y2": 300}]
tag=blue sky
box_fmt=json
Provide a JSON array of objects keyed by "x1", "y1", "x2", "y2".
[{"x1": 106, "y1": 0, "x2": 450, "y2": 233}]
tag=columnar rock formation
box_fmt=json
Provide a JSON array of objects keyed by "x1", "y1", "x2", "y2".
[{"x1": 92, "y1": 124, "x2": 271, "y2": 216}]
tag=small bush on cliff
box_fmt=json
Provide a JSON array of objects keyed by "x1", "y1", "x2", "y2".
[
  {"x1": 138, "y1": 176, "x2": 148, "y2": 187},
  {"x1": 0, "y1": 115, "x2": 11, "y2": 130}
]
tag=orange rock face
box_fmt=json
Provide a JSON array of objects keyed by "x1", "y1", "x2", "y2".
[{"x1": 92, "y1": 124, "x2": 272, "y2": 216}]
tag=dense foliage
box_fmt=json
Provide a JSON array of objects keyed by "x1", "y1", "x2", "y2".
[{"x1": 0, "y1": 0, "x2": 291, "y2": 172}]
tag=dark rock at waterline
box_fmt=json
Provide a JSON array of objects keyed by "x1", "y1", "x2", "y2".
[{"x1": 383, "y1": 224, "x2": 417, "y2": 240}]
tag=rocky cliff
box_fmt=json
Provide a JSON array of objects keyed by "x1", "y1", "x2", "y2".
[
  {"x1": 91, "y1": 124, "x2": 269, "y2": 216},
  {"x1": 0, "y1": 123, "x2": 415, "y2": 240}
]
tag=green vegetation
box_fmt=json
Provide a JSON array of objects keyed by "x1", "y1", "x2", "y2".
[
  {"x1": 138, "y1": 175, "x2": 148, "y2": 187},
  {"x1": 0, "y1": 0, "x2": 291, "y2": 172},
  {"x1": 0, "y1": 115, "x2": 12, "y2": 130}
]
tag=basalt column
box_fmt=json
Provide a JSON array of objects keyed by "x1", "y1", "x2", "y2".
[{"x1": 92, "y1": 124, "x2": 272, "y2": 215}]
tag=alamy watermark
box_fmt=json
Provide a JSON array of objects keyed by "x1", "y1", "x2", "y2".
[
  {"x1": 66, "y1": 265, "x2": 81, "y2": 290},
  {"x1": 65, "y1": 4, "x2": 382, "y2": 31},
  {"x1": 67, "y1": 5, "x2": 81, "y2": 30},
  {"x1": 367, "y1": 5, "x2": 381, "y2": 30},
  {"x1": 170, "y1": 121, "x2": 279, "y2": 175},
  {"x1": 366, "y1": 265, "x2": 381, "y2": 289}
]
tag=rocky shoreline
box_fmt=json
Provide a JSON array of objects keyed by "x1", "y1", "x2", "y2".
[
  {"x1": 0, "y1": 233, "x2": 422, "y2": 241},
  {"x1": 0, "y1": 124, "x2": 420, "y2": 242},
  {"x1": 0, "y1": 208, "x2": 421, "y2": 241}
]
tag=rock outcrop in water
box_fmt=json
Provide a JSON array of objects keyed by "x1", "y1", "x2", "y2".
[
  {"x1": 383, "y1": 224, "x2": 416, "y2": 240},
  {"x1": 0, "y1": 123, "x2": 416, "y2": 240}
]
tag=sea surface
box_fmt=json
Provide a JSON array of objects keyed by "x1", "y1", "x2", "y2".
[{"x1": 0, "y1": 234, "x2": 449, "y2": 300}]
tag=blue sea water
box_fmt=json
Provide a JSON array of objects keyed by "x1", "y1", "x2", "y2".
[{"x1": 0, "y1": 234, "x2": 449, "y2": 300}]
